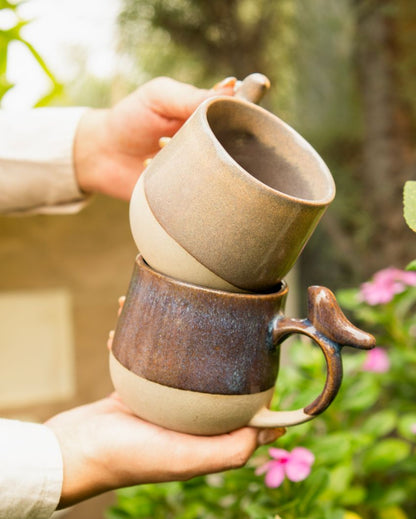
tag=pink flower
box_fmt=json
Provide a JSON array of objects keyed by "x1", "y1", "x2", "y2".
[
  {"x1": 255, "y1": 447, "x2": 315, "y2": 488},
  {"x1": 362, "y1": 347, "x2": 390, "y2": 373},
  {"x1": 359, "y1": 267, "x2": 416, "y2": 305},
  {"x1": 410, "y1": 423, "x2": 416, "y2": 434}
]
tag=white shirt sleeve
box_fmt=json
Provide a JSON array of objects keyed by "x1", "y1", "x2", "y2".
[
  {"x1": 0, "y1": 419, "x2": 63, "y2": 519},
  {"x1": 0, "y1": 107, "x2": 90, "y2": 214},
  {"x1": 0, "y1": 108, "x2": 89, "y2": 516}
]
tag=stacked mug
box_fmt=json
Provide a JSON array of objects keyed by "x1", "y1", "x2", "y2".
[{"x1": 110, "y1": 74, "x2": 375, "y2": 435}]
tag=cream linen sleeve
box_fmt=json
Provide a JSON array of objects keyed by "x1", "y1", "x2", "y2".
[
  {"x1": 0, "y1": 419, "x2": 63, "y2": 519},
  {"x1": 0, "y1": 107, "x2": 89, "y2": 214},
  {"x1": 0, "y1": 108, "x2": 89, "y2": 517}
]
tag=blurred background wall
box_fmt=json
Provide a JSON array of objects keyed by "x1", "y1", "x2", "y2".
[{"x1": 1, "y1": 0, "x2": 415, "y2": 517}]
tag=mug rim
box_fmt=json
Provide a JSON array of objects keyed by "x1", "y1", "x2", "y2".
[
  {"x1": 137, "y1": 255, "x2": 288, "y2": 300},
  {"x1": 199, "y1": 95, "x2": 336, "y2": 207}
]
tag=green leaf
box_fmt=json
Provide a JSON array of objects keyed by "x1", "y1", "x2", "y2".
[
  {"x1": 298, "y1": 468, "x2": 330, "y2": 514},
  {"x1": 34, "y1": 83, "x2": 64, "y2": 107},
  {"x1": 0, "y1": 74, "x2": 13, "y2": 98},
  {"x1": 404, "y1": 181, "x2": 416, "y2": 232},
  {"x1": 335, "y1": 288, "x2": 361, "y2": 311},
  {"x1": 377, "y1": 485, "x2": 409, "y2": 507},
  {"x1": 361, "y1": 409, "x2": 398, "y2": 437},
  {"x1": 243, "y1": 500, "x2": 275, "y2": 518},
  {"x1": 398, "y1": 413, "x2": 416, "y2": 440},
  {"x1": 0, "y1": 0, "x2": 18, "y2": 9},
  {"x1": 312, "y1": 433, "x2": 353, "y2": 464},
  {"x1": 326, "y1": 464, "x2": 354, "y2": 495},
  {"x1": 339, "y1": 376, "x2": 380, "y2": 412},
  {"x1": 362, "y1": 438, "x2": 411, "y2": 472},
  {"x1": 18, "y1": 36, "x2": 60, "y2": 86},
  {"x1": 340, "y1": 485, "x2": 367, "y2": 506},
  {"x1": 379, "y1": 506, "x2": 409, "y2": 519},
  {"x1": 406, "y1": 259, "x2": 416, "y2": 271},
  {"x1": 105, "y1": 507, "x2": 130, "y2": 519}
]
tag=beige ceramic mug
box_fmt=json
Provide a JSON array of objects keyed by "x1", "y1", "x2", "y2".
[
  {"x1": 129, "y1": 82, "x2": 336, "y2": 292},
  {"x1": 110, "y1": 256, "x2": 375, "y2": 435}
]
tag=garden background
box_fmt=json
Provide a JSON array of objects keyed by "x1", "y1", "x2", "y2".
[{"x1": 0, "y1": 1, "x2": 415, "y2": 518}]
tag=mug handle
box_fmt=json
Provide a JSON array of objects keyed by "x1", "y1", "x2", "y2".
[
  {"x1": 234, "y1": 73, "x2": 271, "y2": 104},
  {"x1": 249, "y1": 286, "x2": 376, "y2": 428}
]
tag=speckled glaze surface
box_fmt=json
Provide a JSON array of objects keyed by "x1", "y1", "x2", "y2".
[
  {"x1": 112, "y1": 256, "x2": 285, "y2": 395},
  {"x1": 134, "y1": 96, "x2": 335, "y2": 291},
  {"x1": 110, "y1": 256, "x2": 376, "y2": 434},
  {"x1": 130, "y1": 175, "x2": 245, "y2": 292}
]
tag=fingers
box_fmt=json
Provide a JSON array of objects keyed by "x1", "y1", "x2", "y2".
[
  {"x1": 257, "y1": 427, "x2": 286, "y2": 446},
  {"x1": 107, "y1": 330, "x2": 114, "y2": 351},
  {"x1": 170, "y1": 426, "x2": 286, "y2": 480},
  {"x1": 141, "y1": 76, "x2": 237, "y2": 122},
  {"x1": 142, "y1": 136, "x2": 172, "y2": 169},
  {"x1": 107, "y1": 296, "x2": 126, "y2": 351},
  {"x1": 159, "y1": 136, "x2": 171, "y2": 148},
  {"x1": 212, "y1": 76, "x2": 237, "y2": 92}
]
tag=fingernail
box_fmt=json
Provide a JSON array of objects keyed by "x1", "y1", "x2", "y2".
[
  {"x1": 159, "y1": 136, "x2": 171, "y2": 148},
  {"x1": 212, "y1": 76, "x2": 237, "y2": 91},
  {"x1": 107, "y1": 330, "x2": 115, "y2": 351},
  {"x1": 233, "y1": 79, "x2": 242, "y2": 93},
  {"x1": 257, "y1": 427, "x2": 286, "y2": 446}
]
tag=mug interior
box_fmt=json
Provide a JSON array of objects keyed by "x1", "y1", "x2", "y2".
[{"x1": 206, "y1": 99, "x2": 334, "y2": 203}]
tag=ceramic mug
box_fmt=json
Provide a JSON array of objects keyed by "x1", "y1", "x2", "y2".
[
  {"x1": 110, "y1": 256, "x2": 375, "y2": 435},
  {"x1": 129, "y1": 88, "x2": 336, "y2": 292}
]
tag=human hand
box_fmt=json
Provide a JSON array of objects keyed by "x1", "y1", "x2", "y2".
[
  {"x1": 46, "y1": 294, "x2": 285, "y2": 509},
  {"x1": 73, "y1": 76, "x2": 237, "y2": 200},
  {"x1": 46, "y1": 392, "x2": 285, "y2": 509}
]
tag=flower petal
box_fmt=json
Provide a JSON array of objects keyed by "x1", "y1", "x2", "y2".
[
  {"x1": 373, "y1": 267, "x2": 401, "y2": 283},
  {"x1": 268, "y1": 448, "x2": 290, "y2": 461},
  {"x1": 398, "y1": 270, "x2": 416, "y2": 286},
  {"x1": 290, "y1": 447, "x2": 315, "y2": 466},
  {"x1": 264, "y1": 462, "x2": 286, "y2": 488},
  {"x1": 255, "y1": 461, "x2": 273, "y2": 476},
  {"x1": 362, "y1": 347, "x2": 390, "y2": 373},
  {"x1": 285, "y1": 459, "x2": 312, "y2": 482}
]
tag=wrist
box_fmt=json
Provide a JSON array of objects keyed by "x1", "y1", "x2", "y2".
[
  {"x1": 73, "y1": 108, "x2": 111, "y2": 195},
  {"x1": 45, "y1": 413, "x2": 116, "y2": 509}
]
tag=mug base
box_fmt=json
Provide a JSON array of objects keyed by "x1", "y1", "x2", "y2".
[{"x1": 109, "y1": 352, "x2": 274, "y2": 435}]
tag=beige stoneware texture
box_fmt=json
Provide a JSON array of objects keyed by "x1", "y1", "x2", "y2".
[
  {"x1": 137, "y1": 96, "x2": 335, "y2": 290},
  {"x1": 110, "y1": 352, "x2": 311, "y2": 435},
  {"x1": 129, "y1": 175, "x2": 245, "y2": 292}
]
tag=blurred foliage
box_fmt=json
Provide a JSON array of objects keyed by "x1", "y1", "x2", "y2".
[
  {"x1": 0, "y1": 0, "x2": 62, "y2": 106},
  {"x1": 117, "y1": 0, "x2": 416, "y2": 292},
  {"x1": 118, "y1": 0, "x2": 296, "y2": 119},
  {"x1": 107, "y1": 275, "x2": 416, "y2": 519},
  {"x1": 56, "y1": 45, "x2": 116, "y2": 109}
]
